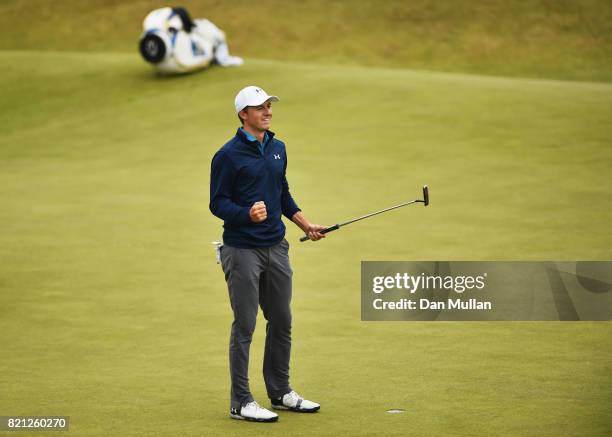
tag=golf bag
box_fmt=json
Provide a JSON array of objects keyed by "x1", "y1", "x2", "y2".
[{"x1": 139, "y1": 7, "x2": 243, "y2": 74}]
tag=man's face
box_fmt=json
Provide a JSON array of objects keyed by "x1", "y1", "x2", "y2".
[{"x1": 240, "y1": 101, "x2": 272, "y2": 131}]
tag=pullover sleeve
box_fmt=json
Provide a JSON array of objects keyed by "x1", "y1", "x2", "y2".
[
  {"x1": 209, "y1": 150, "x2": 252, "y2": 226},
  {"x1": 281, "y1": 154, "x2": 301, "y2": 220}
]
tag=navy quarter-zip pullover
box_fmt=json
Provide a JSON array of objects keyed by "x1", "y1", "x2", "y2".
[{"x1": 210, "y1": 128, "x2": 301, "y2": 248}]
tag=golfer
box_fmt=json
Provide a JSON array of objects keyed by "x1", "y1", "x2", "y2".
[{"x1": 210, "y1": 86, "x2": 324, "y2": 422}]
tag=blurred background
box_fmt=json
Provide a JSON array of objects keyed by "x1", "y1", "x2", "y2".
[{"x1": 2, "y1": 0, "x2": 612, "y2": 80}]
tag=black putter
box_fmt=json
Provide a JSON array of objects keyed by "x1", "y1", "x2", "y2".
[{"x1": 300, "y1": 185, "x2": 430, "y2": 242}]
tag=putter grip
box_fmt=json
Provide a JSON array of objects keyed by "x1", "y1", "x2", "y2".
[{"x1": 299, "y1": 224, "x2": 340, "y2": 242}]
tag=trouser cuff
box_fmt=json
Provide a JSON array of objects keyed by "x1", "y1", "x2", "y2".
[
  {"x1": 268, "y1": 387, "x2": 292, "y2": 400},
  {"x1": 231, "y1": 394, "x2": 254, "y2": 410}
]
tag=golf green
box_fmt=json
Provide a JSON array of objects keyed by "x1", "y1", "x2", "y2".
[{"x1": 1, "y1": 49, "x2": 611, "y2": 436}]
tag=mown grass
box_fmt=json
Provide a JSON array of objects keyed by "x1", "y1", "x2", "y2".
[
  {"x1": 1, "y1": 50, "x2": 611, "y2": 436},
  {"x1": 1, "y1": 2, "x2": 611, "y2": 436}
]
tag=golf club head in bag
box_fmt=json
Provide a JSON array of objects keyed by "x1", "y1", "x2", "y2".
[{"x1": 139, "y1": 31, "x2": 170, "y2": 64}]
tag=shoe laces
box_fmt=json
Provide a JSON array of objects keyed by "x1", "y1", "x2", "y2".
[
  {"x1": 245, "y1": 401, "x2": 261, "y2": 410},
  {"x1": 286, "y1": 390, "x2": 302, "y2": 403}
]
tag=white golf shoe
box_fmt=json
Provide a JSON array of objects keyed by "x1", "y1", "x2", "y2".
[
  {"x1": 271, "y1": 390, "x2": 320, "y2": 413},
  {"x1": 230, "y1": 401, "x2": 278, "y2": 422}
]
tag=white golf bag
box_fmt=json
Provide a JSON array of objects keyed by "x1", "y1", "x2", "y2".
[{"x1": 139, "y1": 7, "x2": 243, "y2": 74}]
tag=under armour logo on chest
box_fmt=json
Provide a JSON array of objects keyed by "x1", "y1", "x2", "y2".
[{"x1": 274, "y1": 154, "x2": 281, "y2": 160}]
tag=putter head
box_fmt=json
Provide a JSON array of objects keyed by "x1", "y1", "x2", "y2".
[{"x1": 423, "y1": 185, "x2": 429, "y2": 206}]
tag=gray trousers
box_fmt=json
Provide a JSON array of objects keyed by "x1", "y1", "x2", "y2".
[{"x1": 220, "y1": 239, "x2": 293, "y2": 410}]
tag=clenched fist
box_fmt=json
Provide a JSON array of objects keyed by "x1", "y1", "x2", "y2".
[{"x1": 250, "y1": 201, "x2": 267, "y2": 223}]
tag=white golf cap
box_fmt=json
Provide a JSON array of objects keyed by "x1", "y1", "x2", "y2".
[{"x1": 234, "y1": 86, "x2": 279, "y2": 113}]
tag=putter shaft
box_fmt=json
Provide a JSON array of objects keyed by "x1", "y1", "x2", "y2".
[
  {"x1": 339, "y1": 199, "x2": 420, "y2": 226},
  {"x1": 300, "y1": 185, "x2": 429, "y2": 242}
]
